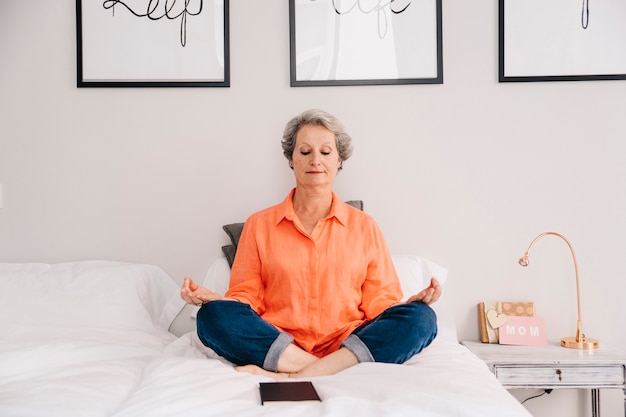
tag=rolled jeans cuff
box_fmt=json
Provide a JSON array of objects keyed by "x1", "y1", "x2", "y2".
[
  {"x1": 342, "y1": 334, "x2": 375, "y2": 363},
  {"x1": 262, "y1": 332, "x2": 294, "y2": 372}
]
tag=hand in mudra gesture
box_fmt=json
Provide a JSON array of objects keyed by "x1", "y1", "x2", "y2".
[
  {"x1": 180, "y1": 277, "x2": 224, "y2": 306},
  {"x1": 406, "y1": 277, "x2": 441, "y2": 305}
]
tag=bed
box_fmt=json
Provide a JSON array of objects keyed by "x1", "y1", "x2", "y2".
[{"x1": 0, "y1": 256, "x2": 532, "y2": 417}]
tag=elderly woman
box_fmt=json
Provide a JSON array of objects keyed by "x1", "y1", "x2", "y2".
[{"x1": 180, "y1": 109, "x2": 441, "y2": 380}]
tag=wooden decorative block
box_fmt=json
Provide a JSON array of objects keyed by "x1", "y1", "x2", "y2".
[{"x1": 478, "y1": 301, "x2": 535, "y2": 343}]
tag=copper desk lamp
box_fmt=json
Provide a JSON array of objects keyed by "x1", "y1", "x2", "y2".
[{"x1": 519, "y1": 231, "x2": 599, "y2": 349}]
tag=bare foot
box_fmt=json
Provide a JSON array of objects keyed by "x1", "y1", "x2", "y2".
[{"x1": 235, "y1": 365, "x2": 290, "y2": 381}]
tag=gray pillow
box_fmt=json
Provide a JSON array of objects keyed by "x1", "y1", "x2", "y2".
[{"x1": 221, "y1": 200, "x2": 364, "y2": 268}]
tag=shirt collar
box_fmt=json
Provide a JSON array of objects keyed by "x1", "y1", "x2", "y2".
[{"x1": 276, "y1": 188, "x2": 348, "y2": 226}]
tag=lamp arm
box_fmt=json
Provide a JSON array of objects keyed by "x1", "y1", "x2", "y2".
[{"x1": 522, "y1": 232, "x2": 582, "y2": 332}]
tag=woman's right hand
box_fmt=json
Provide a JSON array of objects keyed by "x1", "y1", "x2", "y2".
[{"x1": 180, "y1": 277, "x2": 224, "y2": 306}]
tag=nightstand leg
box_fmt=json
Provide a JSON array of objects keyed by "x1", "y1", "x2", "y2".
[{"x1": 591, "y1": 389, "x2": 599, "y2": 417}]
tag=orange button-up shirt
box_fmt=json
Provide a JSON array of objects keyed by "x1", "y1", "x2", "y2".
[{"x1": 225, "y1": 189, "x2": 402, "y2": 358}]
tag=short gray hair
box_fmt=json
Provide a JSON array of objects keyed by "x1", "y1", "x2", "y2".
[{"x1": 281, "y1": 109, "x2": 353, "y2": 167}]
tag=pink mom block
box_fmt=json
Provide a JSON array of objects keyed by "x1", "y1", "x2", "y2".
[{"x1": 498, "y1": 316, "x2": 547, "y2": 346}]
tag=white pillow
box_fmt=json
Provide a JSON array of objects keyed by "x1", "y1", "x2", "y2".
[
  {"x1": 0, "y1": 261, "x2": 185, "y2": 334},
  {"x1": 391, "y1": 254, "x2": 456, "y2": 342},
  {"x1": 391, "y1": 254, "x2": 448, "y2": 301}
]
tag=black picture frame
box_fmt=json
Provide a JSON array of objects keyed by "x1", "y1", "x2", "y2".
[
  {"x1": 499, "y1": 0, "x2": 626, "y2": 83},
  {"x1": 289, "y1": 0, "x2": 443, "y2": 87},
  {"x1": 76, "y1": 0, "x2": 230, "y2": 87}
]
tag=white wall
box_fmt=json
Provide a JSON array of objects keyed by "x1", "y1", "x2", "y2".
[{"x1": 1, "y1": 1, "x2": 625, "y2": 416}]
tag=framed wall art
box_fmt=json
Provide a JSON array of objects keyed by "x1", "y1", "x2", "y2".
[
  {"x1": 76, "y1": 0, "x2": 230, "y2": 87},
  {"x1": 289, "y1": 0, "x2": 443, "y2": 87},
  {"x1": 499, "y1": 0, "x2": 626, "y2": 82}
]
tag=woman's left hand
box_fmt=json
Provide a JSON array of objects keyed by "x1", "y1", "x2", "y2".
[{"x1": 406, "y1": 277, "x2": 442, "y2": 305}]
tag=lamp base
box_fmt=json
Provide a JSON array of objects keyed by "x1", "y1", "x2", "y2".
[{"x1": 561, "y1": 336, "x2": 599, "y2": 350}]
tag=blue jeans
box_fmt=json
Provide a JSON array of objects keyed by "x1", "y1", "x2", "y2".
[{"x1": 196, "y1": 300, "x2": 437, "y2": 371}]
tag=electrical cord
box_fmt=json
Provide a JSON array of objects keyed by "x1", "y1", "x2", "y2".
[{"x1": 521, "y1": 389, "x2": 553, "y2": 404}]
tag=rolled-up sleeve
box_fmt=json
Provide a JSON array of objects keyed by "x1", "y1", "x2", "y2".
[
  {"x1": 359, "y1": 221, "x2": 402, "y2": 319},
  {"x1": 226, "y1": 217, "x2": 266, "y2": 315}
]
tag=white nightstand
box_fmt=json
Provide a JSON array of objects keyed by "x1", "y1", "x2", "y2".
[{"x1": 462, "y1": 341, "x2": 626, "y2": 417}]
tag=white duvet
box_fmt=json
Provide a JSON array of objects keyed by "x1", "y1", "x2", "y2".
[{"x1": 0, "y1": 260, "x2": 532, "y2": 417}]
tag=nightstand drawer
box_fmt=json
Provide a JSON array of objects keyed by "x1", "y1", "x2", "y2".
[{"x1": 494, "y1": 365, "x2": 625, "y2": 387}]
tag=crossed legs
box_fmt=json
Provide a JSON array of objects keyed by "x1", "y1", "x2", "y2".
[{"x1": 196, "y1": 300, "x2": 437, "y2": 380}]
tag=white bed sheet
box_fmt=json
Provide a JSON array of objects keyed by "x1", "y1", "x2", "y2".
[
  {"x1": 0, "y1": 261, "x2": 532, "y2": 417},
  {"x1": 0, "y1": 330, "x2": 531, "y2": 417}
]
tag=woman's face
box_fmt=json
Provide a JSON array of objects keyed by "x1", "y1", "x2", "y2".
[{"x1": 291, "y1": 124, "x2": 342, "y2": 189}]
